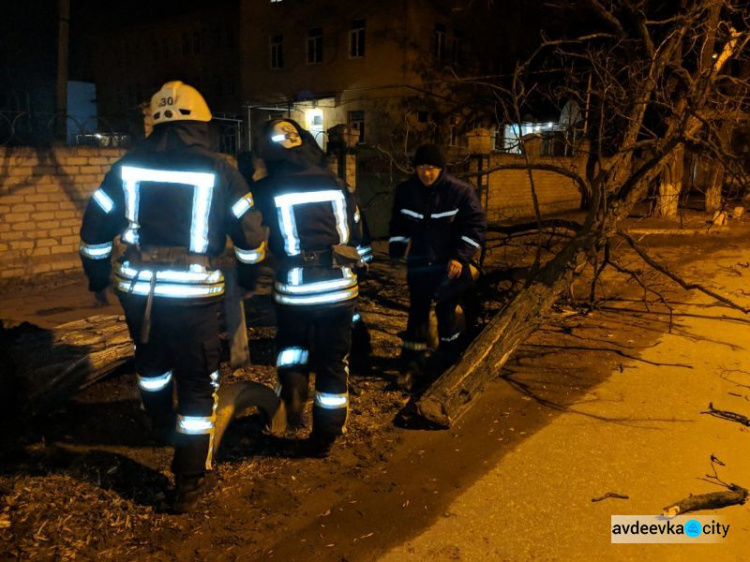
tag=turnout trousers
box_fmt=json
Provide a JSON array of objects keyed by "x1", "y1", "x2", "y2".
[
  {"x1": 402, "y1": 264, "x2": 473, "y2": 372},
  {"x1": 275, "y1": 301, "x2": 355, "y2": 437},
  {"x1": 119, "y1": 294, "x2": 222, "y2": 477}
]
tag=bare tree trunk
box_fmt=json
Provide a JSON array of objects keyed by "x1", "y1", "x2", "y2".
[
  {"x1": 705, "y1": 121, "x2": 735, "y2": 212},
  {"x1": 657, "y1": 145, "x2": 684, "y2": 217},
  {"x1": 705, "y1": 164, "x2": 724, "y2": 212}
]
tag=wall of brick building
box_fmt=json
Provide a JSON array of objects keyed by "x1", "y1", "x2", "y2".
[
  {"x1": 468, "y1": 139, "x2": 586, "y2": 222},
  {"x1": 0, "y1": 147, "x2": 126, "y2": 283}
]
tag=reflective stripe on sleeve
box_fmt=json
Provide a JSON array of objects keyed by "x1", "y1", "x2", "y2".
[
  {"x1": 137, "y1": 371, "x2": 173, "y2": 392},
  {"x1": 235, "y1": 242, "x2": 266, "y2": 264},
  {"x1": 389, "y1": 236, "x2": 410, "y2": 244},
  {"x1": 403, "y1": 340, "x2": 428, "y2": 351},
  {"x1": 439, "y1": 332, "x2": 461, "y2": 343},
  {"x1": 231, "y1": 193, "x2": 255, "y2": 218},
  {"x1": 461, "y1": 235, "x2": 481, "y2": 249},
  {"x1": 92, "y1": 189, "x2": 115, "y2": 213},
  {"x1": 314, "y1": 391, "x2": 349, "y2": 409},
  {"x1": 400, "y1": 209, "x2": 424, "y2": 219},
  {"x1": 79, "y1": 241, "x2": 113, "y2": 259},
  {"x1": 431, "y1": 209, "x2": 459, "y2": 219}
]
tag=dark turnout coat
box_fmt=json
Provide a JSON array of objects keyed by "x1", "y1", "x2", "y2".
[
  {"x1": 254, "y1": 120, "x2": 363, "y2": 308},
  {"x1": 79, "y1": 121, "x2": 266, "y2": 302},
  {"x1": 389, "y1": 172, "x2": 487, "y2": 269}
]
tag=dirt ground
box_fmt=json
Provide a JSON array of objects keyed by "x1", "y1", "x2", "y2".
[{"x1": 2, "y1": 211, "x2": 749, "y2": 561}]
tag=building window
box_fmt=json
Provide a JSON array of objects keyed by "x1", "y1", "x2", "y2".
[
  {"x1": 193, "y1": 32, "x2": 201, "y2": 55},
  {"x1": 307, "y1": 28, "x2": 323, "y2": 64},
  {"x1": 348, "y1": 110, "x2": 365, "y2": 144},
  {"x1": 270, "y1": 34, "x2": 284, "y2": 69},
  {"x1": 350, "y1": 19, "x2": 365, "y2": 58},
  {"x1": 435, "y1": 24, "x2": 446, "y2": 60}
]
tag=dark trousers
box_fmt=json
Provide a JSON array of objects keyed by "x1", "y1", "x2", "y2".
[
  {"x1": 402, "y1": 264, "x2": 472, "y2": 370},
  {"x1": 275, "y1": 302, "x2": 354, "y2": 436},
  {"x1": 120, "y1": 294, "x2": 222, "y2": 477}
]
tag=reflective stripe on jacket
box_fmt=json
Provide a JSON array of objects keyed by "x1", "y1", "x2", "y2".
[{"x1": 79, "y1": 122, "x2": 266, "y2": 300}]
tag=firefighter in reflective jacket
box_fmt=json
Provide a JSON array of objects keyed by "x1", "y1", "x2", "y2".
[
  {"x1": 79, "y1": 81, "x2": 266, "y2": 512},
  {"x1": 389, "y1": 144, "x2": 487, "y2": 389},
  {"x1": 255, "y1": 118, "x2": 362, "y2": 457}
]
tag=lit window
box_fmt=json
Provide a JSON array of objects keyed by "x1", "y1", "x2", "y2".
[
  {"x1": 434, "y1": 24, "x2": 446, "y2": 60},
  {"x1": 348, "y1": 110, "x2": 365, "y2": 144},
  {"x1": 270, "y1": 34, "x2": 284, "y2": 69},
  {"x1": 350, "y1": 19, "x2": 365, "y2": 58},
  {"x1": 307, "y1": 28, "x2": 323, "y2": 64}
]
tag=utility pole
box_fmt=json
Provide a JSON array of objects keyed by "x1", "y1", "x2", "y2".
[{"x1": 56, "y1": 0, "x2": 70, "y2": 142}]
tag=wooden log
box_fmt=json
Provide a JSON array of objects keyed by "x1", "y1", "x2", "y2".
[
  {"x1": 0, "y1": 315, "x2": 133, "y2": 423},
  {"x1": 416, "y1": 233, "x2": 590, "y2": 428}
]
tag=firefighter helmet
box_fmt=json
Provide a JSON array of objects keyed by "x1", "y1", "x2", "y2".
[
  {"x1": 270, "y1": 120, "x2": 303, "y2": 149},
  {"x1": 150, "y1": 81, "x2": 212, "y2": 125}
]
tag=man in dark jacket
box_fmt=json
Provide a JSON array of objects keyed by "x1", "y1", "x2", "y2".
[
  {"x1": 79, "y1": 81, "x2": 266, "y2": 512},
  {"x1": 389, "y1": 144, "x2": 487, "y2": 389},
  {"x1": 254, "y1": 118, "x2": 363, "y2": 457}
]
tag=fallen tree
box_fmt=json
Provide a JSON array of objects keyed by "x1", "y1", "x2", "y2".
[
  {"x1": 417, "y1": 0, "x2": 749, "y2": 426},
  {"x1": 0, "y1": 315, "x2": 133, "y2": 425}
]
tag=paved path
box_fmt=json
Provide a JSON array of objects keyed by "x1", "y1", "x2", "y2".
[{"x1": 380, "y1": 246, "x2": 750, "y2": 561}]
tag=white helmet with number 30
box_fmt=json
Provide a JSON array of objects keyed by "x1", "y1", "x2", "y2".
[{"x1": 150, "y1": 81, "x2": 212, "y2": 125}]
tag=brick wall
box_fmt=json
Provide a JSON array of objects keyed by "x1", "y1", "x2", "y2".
[
  {"x1": 0, "y1": 146, "x2": 126, "y2": 283},
  {"x1": 467, "y1": 138, "x2": 586, "y2": 222}
]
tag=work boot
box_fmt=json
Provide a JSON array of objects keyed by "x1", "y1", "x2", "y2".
[
  {"x1": 172, "y1": 473, "x2": 214, "y2": 514},
  {"x1": 279, "y1": 373, "x2": 309, "y2": 429},
  {"x1": 284, "y1": 387, "x2": 307, "y2": 429},
  {"x1": 306, "y1": 431, "x2": 338, "y2": 459}
]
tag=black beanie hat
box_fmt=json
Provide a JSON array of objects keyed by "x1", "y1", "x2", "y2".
[{"x1": 413, "y1": 144, "x2": 445, "y2": 168}]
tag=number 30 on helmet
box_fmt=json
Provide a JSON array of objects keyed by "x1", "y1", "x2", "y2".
[{"x1": 150, "y1": 81, "x2": 212, "y2": 125}]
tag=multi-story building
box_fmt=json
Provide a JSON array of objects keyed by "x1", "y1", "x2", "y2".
[
  {"x1": 84, "y1": 0, "x2": 242, "y2": 150},
  {"x1": 240, "y1": 0, "x2": 473, "y2": 151},
  {"x1": 84, "y1": 0, "x2": 473, "y2": 153}
]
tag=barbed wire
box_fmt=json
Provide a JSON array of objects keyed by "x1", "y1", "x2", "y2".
[{"x1": 0, "y1": 110, "x2": 138, "y2": 148}]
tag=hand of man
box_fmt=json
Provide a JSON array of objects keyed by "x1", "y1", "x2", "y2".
[
  {"x1": 447, "y1": 259, "x2": 463, "y2": 279},
  {"x1": 93, "y1": 289, "x2": 109, "y2": 307},
  {"x1": 239, "y1": 288, "x2": 255, "y2": 300}
]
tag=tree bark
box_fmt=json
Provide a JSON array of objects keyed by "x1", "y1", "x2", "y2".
[
  {"x1": 705, "y1": 121, "x2": 735, "y2": 212},
  {"x1": 657, "y1": 145, "x2": 685, "y2": 217}
]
